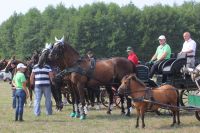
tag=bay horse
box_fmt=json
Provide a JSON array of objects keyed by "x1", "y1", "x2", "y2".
[
  {"x1": 49, "y1": 37, "x2": 136, "y2": 119},
  {"x1": 118, "y1": 74, "x2": 180, "y2": 128}
]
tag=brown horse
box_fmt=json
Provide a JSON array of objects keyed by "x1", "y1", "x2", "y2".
[
  {"x1": 49, "y1": 37, "x2": 136, "y2": 119},
  {"x1": 118, "y1": 74, "x2": 180, "y2": 128}
]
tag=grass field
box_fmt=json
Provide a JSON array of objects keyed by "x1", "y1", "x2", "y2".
[{"x1": 0, "y1": 81, "x2": 200, "y2": 133}]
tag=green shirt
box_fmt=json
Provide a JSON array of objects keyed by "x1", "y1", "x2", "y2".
[
  {"x1": 156, "y1": 43, "x2": 171, "y2": 60},
  {"x1": 12, "y1": 72, "x2": 26, "y2": 89}
]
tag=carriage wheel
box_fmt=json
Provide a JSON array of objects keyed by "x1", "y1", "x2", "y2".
[
  {"x1": 100, "y1": 89, "x2": 117, "y2": 108},
  {"x1": 180, "y1": 90, "x2": 190, "y2": 106},
  {"x1": 195, "y1": 111, "x2": 200, "y2": 121},
  {"x1": 66, "y1": 92, "x2": 73, "y2": 104}
]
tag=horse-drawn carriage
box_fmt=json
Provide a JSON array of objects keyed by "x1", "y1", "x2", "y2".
[{"x1": 136, "y1": 52, "x2": 200, "y2": 121}]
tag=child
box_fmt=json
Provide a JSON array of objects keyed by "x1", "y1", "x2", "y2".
[{"x1": 12, "y1": 63, "x2": 29, "y2": 121}]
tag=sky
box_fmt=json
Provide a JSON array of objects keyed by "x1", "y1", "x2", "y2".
[{"x1": 0, "y1": 0, "x2": 199, "y2": 25}]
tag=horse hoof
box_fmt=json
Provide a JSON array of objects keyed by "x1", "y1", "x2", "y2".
[
  {"x1": 70, "y1": 112, "x2": 76, "y2": 117},
  {"x1": 106, "y1": 111, "x2": 111, "y2": 114},
  {"x1": 170, "y1": 124, "x2": 175, "y2": 127},
  {"x1": 75, "y1": 113, "x2": 80, "y2": 118},
  {"x1": 135, "y1": 125, "x2": 139, "y2": 128},
  {"x1": 125, "y1": 112, "x2": 130, "y2": 117},
  {"x1": 80, "y1": 115, "x2": 86, "y2": 120}
]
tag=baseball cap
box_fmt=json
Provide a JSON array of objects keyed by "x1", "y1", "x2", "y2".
[
  {"x1": 17, "y1": 63, "x2": 27, "y2": 69},
  {"x1": 126, "y1": 46, "x2": 133, "y2": 52},
  {"x1": 158, "y1": 35, "x2": 166, "y2": 40}
]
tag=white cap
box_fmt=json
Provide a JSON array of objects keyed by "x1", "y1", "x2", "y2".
[
  {"x1": 158, "y1": 35, "x2": 166, "y2": 40},
  {"x1": 17, "y1": 63, "x2": 27, "y2": 69}
]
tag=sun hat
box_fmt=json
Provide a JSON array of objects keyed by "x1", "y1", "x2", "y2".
[
  {"x1": 158, "y1": 35, "x2": 166, "y2": 40},
  {"x1": 17, "y1": 63, "x2": 27, "y2": 69},
  {"x1": 126, "y1": 46, "x2": 133, "y2": 52}
]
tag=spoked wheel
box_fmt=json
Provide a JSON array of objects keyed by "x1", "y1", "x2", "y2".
[
  {"x1": 100, "y1": 89, "x2": 117, "y2": 108},
  {"x1": 180, "y1": 90, "x2": 190, "y2": 106},
  {"x1": 195, "y1": 111, "x2": 200, "y2": 121}
]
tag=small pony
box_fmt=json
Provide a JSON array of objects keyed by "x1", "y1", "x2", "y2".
[{"x1": 118, "y1": 74, "x2": 180, "y2": 128}]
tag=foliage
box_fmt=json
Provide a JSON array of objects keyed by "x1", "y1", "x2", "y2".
[{"x1": 0, "y1": 1, "x2": 199, "y2": 61}]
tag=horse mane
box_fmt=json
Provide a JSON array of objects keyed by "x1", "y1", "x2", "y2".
[
  {"x1": 130, "y1": 74, "x2": 146, "y2": 87},
  {"x1": 64, "y1": 42, "x2": 79, "y2": 56}
]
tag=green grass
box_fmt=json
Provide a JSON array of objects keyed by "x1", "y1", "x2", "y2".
[{"x1": 0, "y1": 81, "x2": 200, "y2": 133}]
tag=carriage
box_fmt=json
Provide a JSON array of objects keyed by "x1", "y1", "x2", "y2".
[{"x1": 136, "y1": 52, "x2": 200, "y2": 121}]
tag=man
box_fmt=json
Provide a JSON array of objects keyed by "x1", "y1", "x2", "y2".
[
  {"x1": 10, "y1": 61, "x2": 17, "y2": 109},
  {"x1": 149, "y1": 35, "x2": 171, "y2": 83},
  {"x1": 30, "y1": 63, "x2": 54, "y2": 116},
  {"x1": 126, "y1": 46, "x2": 139, "y2": 65},
  {"x1": 180, "y1": 32, "x2": 196, "y2": 68}
]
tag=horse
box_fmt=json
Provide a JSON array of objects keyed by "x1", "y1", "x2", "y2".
[
  {"x1": 118, "y1": 74, "x2": 180, "y2": 128},
  {"x1": 0, "y1": 59, "x2": 8, "y2": 70},
  {"x1": 49, "y1": 37, "x2": 136, "y2": 119},
  {"x1": 4, "y1": 56, "x2": 33, "y2": 106}
]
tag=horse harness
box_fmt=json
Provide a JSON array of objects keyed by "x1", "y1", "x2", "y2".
[{"x1": 56, "y1": 57, "x2": 96, "y2": 80}]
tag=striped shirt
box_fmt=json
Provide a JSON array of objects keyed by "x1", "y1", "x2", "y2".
[{"x1": 32, "y1": 64, "x2": 52, "y2": 87}]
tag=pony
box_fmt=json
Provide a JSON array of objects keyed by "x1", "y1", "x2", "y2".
[
  {"x1": 118, "y1": 74, "x2": 180, "y2": 128},
  {"x1": 49, "y1": 36, "x2": 136, "y2": 119}
]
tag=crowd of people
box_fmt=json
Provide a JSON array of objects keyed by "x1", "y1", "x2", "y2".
[{"x1": 10, "y1": 31, "x2": 196, "y2": 122}]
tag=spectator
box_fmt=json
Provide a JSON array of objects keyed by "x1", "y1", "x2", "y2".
[
  {"x1": 30, "y1": 63, "x2": 54, "y2": 116},
  {"x1": 12, "y1": 63, "x2": 29, "y2": 121},
  {"x1": 180, "y1": 32, "x2": 196, "y2": 68},
  {"x1": 126, "y1": 46, "x2": 139, "y2": 65}
]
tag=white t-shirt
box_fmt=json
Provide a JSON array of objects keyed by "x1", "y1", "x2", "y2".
[{"x1": 181, "y1": 38, "x2": 196, "y2": 56}]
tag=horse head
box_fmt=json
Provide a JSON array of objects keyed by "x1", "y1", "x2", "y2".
[
  {"x1": 49, "y1": 36, "x2": 80, "y2": 68},
  {"x1": 118, "y1": 74, "x2": 144, "y2": 96},
  {"x1": 49, "y1": 36, "x2": 65, "y2": 61},
  {"x1": 38, "y1": 43, "x2": 53, "y2": 67}
]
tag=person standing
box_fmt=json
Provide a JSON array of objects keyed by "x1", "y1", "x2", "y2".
[
  {"x1": 12, "y1": 63, "x2": 29, "y2": 121},
  {"x1": 148, "y1": 35, "x2": 171, "y2": 83},
  {"x1": 180, "y1": 32, "x2": 196, "y2": 68},
  {"x1": 30, "y1": 63, "x2": 54, "y2": 116},
  {"x1": 126, "y1": 46, "x2": 139, "y2": 65}
]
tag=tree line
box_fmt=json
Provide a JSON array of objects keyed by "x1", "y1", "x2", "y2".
[{"x1": 0, "y1": 1, "x2": 199, "y2": 61}]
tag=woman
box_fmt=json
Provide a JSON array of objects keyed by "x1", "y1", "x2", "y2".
[{"x1": 12, "y1": 63, "x2": 29, "y2": 121}]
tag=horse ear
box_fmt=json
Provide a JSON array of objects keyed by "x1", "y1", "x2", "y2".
[
  {"x1": 55, "y1": 37, "x2": 59, "y2": 42},
  {"x1": 60, "y1": 36, "x2": 65, "y2": 43},
  {"x1": 130, "y1": 73, "x2": 136, "y2": 80}
]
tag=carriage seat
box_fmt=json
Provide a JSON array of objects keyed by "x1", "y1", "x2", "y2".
[
  {"x1": 162, "y1": 53, "x2": 187, "y2": 75},
  {"x1": 136, "y1": 65, "x2": 158, "y2": 87}
]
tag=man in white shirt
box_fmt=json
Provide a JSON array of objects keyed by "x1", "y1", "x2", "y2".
[{"x1": 180, "y1": 32, "x2": 196, "y2": 68}]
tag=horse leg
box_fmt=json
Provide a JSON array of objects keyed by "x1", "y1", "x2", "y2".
[
  {"x1": 119, "y1": 95, "x2": 125, "y2": 115},
  {"x1": 171, "y1": 110, "x2": 176, "y2": 127},
  {"x1": 140, "y1": 108, "x2": 145, "y2": 128},
  {"x1": 135, "y1": 108, "x2": 140, "y2": 128},
  {"x1": 125, "y1": 96, "x2": 132, "y2": 116},
  {"x1": 106, "y1": 86, "x2": 113, "y2": 114},
  {"x1": 28, "y1": 87, "x2": 33, "y2": 107},
  {"x1": 77, "y1": 85, "x2": 86, "y2": 120},
  {"x1": 177, "y1": 109, "x2": 180, "y2": 125},
  {"x1": 95, "y1": 87, "x2": 101, "y2": 110}
]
